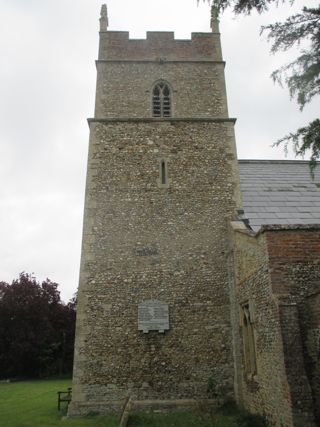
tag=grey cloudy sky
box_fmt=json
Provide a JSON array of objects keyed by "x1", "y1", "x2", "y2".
[{"x1": 0, "y1": 0, "x2": 319, "y2": 301}]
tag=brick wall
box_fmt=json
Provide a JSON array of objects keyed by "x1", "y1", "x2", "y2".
[{"x1": 266, "y1": 228, "x2": 320, "y2": 297}]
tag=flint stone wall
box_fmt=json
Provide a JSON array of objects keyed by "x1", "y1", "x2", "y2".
[
  {"x1": 69, "y1": 26, "x2": 240, "y2": 415},
  {"x1": 94, "y1": 62, "x2": 228, "y2": 119},
  {"x1": 231, "y1": 226, "x2": 320, "y2": 427},
  {"x1": 231, "y1": 228, "x2": 295, "y2": 427},
  {"x1": 69, "y1": 119, "x2": 239, "y2": 414}
]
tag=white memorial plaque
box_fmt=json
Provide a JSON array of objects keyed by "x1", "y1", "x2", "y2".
[{"x1": 138, "y1": 300, "x2": 169, "y2": 333}]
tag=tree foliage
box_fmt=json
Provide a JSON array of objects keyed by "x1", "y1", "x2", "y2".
[
  {"x1": 206, "y1": 0, "x2": 320, "y2": 168},
  {"x1": 265, "y1": 7, "x2": 320, "y2": 107},
  {"x1": 0, "y1": 273, "x2": 76, "y2": 379},
  {"x1": 262, "y1": 6, "x2": 320, "y2": 171},
  {"x1": 275, "y1": 118, "x2": 320, "y2": 175},
  {"x1": 202, "y1": 0, "x2": 278, "y2": 14}
]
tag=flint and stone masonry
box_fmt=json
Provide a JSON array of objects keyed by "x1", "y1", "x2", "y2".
[
  {"x1": 69, "y1": 5, "x2": 241, "y2": 415},
  {"x1": 230, "y1": 223, "x2": 320, "y2": 426},
  {"x1": 69, "y1": 6, "x2": 320, "y2": 425}
]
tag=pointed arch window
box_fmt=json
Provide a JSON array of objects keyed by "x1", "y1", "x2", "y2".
[{"x1": 152, "y1": 82, "x2": 171, "y2": 117}]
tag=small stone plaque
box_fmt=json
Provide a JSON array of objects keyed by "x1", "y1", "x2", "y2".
[{"x1": 138, "y1": 300, "x2": 169, "y2": 334}]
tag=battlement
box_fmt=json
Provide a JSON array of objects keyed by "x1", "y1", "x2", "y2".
[{"x1": 98, "y1": 31, "x2": 221, "y2": 61}]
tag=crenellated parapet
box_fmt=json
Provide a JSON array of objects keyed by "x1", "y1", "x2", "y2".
[{"x1": 98, "y1": 31, "x2": 222, "y2": 62}]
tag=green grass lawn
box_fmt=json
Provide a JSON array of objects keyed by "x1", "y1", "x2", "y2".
[
  {"x1": 0, "y1": 378, "x2": 117, "y2": 427},
  {"x1": 128, "y1": 410, "x2": 237, "y2": 426},
  {"x1": 0, "y1": 378, "x2": 241, "y2": 427}
]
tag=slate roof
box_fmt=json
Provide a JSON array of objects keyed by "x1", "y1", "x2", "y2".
[{"x1": 238, "y1": 160, "x2": 320, "y2": 232}]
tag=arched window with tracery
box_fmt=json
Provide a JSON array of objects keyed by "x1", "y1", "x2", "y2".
[{"x1": 152, "y1": 81, "x2": 171, "y2": 117}]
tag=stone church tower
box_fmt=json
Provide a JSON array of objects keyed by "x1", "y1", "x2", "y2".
[{"x1": 69, "y1": 4, "x2": 241, "y2": 415}]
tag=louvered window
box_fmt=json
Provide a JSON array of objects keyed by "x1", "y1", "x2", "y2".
[{"x1": 152, "y1": 82, "x2": 171, "y2": 117}]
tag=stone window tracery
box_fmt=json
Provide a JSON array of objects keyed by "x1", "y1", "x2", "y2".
[{"x1": 152, "y1": 81, "x2": 171, "y2": 117}]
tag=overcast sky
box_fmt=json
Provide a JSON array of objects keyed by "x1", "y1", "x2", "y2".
[{"x1": 0, "y1": 0, "x2": 319, "y2": 302}]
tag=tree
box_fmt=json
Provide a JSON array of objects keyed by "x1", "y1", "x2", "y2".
[
  {"x1": 0, "y1": 273, "x2": 76, "y2": 379},
  {"x1": 263, "y1": 6, "x2": 320, "y2": 173},
  {"x1": 207, "y1": 0, "x2": 320, "y2": 171}
]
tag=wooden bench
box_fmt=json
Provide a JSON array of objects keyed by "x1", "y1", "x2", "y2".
[{"x1": 57, "y1": 387, "x2": 72, "y2": 410}]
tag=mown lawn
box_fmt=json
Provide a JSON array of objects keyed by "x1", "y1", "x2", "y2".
[
  {"x1": 0, "y1": 378, "x2": 117, "y2": 427},
  {"x1": 128, "y1": 410, "x2": 237, "y2": 426},
  {"x1": 0, "y1": 378, "x2": 239, "y2": 427}
]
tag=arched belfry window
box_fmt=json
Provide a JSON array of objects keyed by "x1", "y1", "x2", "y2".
[{"x1": 152, "y1": 82, "x2": 171, "y2": 117}]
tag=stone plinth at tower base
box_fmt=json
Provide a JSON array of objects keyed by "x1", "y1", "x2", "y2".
[{"x1": 68, "y1": 396, "x2": 219, "y2": 416}]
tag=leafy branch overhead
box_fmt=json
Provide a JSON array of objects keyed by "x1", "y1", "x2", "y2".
[
  {"x1": 263, "y1": 7, "x2": 320, "y2": 109},
  {"x1": 202, "y1": 0, "x2": 279, "y2": 14},
  {"x1": 274, "y1": 119, "x2": 320, "y2": 175},
  {"x1": 205, "y1": 0, "x2": 320, "y2": 168},
  {"x1": 262, "y1": 6, "x2": 320, "y2": 171}
]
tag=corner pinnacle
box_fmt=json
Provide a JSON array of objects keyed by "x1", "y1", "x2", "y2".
[
  {"x1": 100, "y1": 4, "x2": 108, "y2": 31},
  {"x1": 210, "y1": 4, "x2": 220, "y2": 33}
]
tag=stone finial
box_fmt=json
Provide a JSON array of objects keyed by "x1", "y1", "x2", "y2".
[
  {"x1": 210, "y1": 4, "x2": 220, "y2": 33},
  {"x1": 100, "y1": 4, "x2": 108, "y2": 31}
]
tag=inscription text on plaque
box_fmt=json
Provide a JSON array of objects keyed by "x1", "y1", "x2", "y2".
[{"x1": 138, "y1": 300, "x2": 169, "y2": 333}]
